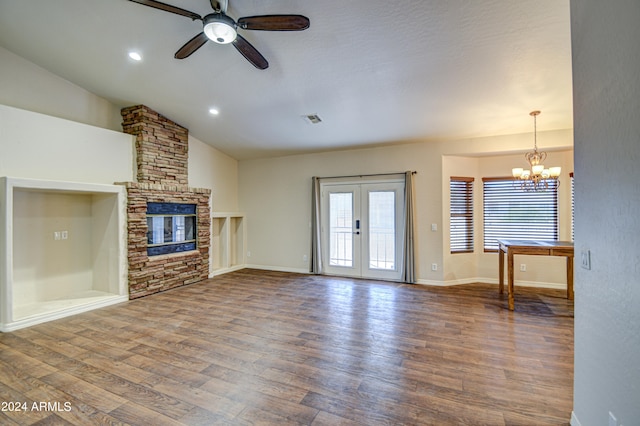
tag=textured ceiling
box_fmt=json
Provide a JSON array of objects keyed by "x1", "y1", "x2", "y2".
[{"x1": 0, "y1": 0, "x2": 573, "y2": 160}]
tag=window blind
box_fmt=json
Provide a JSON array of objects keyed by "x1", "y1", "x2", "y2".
[
  {"x1": 482, "y1": 177, "x2": 558, "y2": 251},
  {"x1": 450, "y1": 177, "x2": 474, "y2": 253},
  {"x1": 570, "y1": 172, "x2": 574, "y2": 241}
]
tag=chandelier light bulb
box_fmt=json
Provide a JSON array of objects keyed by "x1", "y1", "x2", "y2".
[
  {"x1": 549, "y1": 166, "x2": 562, "y2": 177},
  {"x1": 532, "y1": 165, "x2": 545, "y2": 175}
]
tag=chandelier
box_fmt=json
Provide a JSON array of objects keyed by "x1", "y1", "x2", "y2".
[{"x1": 511, "y1": 110, "x2": 561, "y2": 191}]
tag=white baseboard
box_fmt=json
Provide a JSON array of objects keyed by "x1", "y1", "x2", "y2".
[
  {"x1": 243, "y1": 264, "x2": 310, "y2": 274},
  {"x1": 570, "y1": 411, "x2": 582, "y2": 426},
  {"x1": 416, "y1": 278, "x2": 478, "y2": 286},
  {"x1": 416, "y1": 277, "x2": 567, "y2": 289},
  {"x1": 0, "y1": 295, "x2": 129, "y2": 332},
  {"x1": 213, "y1": 266, "x2": 567, "y2": 290},
  {"x1": 209, "y1": 264, "x2": 247, "y2": 277}
]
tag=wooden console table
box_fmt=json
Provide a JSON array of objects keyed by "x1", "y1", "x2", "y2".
[{"x1": 497, "y1": 239, "x2": 574, "y2": 311}]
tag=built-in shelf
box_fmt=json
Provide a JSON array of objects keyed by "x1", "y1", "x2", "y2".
[
  {"x1": 1, "y1": 177, "x2": 128, "y2": 332},
  {"x1": 211, "y1": 212, "x2": 246, "y2": 276}
]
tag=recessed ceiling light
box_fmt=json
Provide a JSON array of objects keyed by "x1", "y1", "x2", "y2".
[
  {"x1": 128, "y1": 51, "x2": 142, "y2": 61},
  {"x1": 209, "y1": 108, "x2": 220, "y2": 116}
]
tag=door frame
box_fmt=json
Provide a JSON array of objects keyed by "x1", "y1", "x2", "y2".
[{"x1": 320, "y1": 177, "x2": 405, "y2": 281}]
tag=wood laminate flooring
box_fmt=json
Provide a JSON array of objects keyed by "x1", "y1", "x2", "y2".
[{"x1": 0, "y1": 269, "x2": 574, "y2": 425}]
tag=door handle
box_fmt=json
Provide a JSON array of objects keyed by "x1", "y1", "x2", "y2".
[{"x1": 353, "y1": 231, "x2": 360, "y2": 235}]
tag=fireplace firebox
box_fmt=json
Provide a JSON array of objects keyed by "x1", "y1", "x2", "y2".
[{"x1": 146, "y1": 202, "x2": 197, "y2": 256}]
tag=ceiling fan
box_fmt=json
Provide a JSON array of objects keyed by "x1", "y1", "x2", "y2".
[{"x1": 128, "y1": 0, "x2": 310, "y2": 69}]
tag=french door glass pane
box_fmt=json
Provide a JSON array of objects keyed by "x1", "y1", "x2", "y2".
[
  {"x1": 369, "y1": 191, "x2": 395, "y2": 270},
  {"x1": 329, "y1": 193, "x2": 353, "y2": 267}
]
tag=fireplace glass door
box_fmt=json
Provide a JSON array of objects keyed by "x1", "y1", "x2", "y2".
[{"x1": 146, "y1": 202, "x2": 197, "y2": 256}]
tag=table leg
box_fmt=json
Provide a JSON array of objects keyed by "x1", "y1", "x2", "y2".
[
  {"x1": 567, "y1": 255, "x2": 574, "y2": 300},
  {"x1": 507, "y1": 249, "x2": 515, "y2": 311},
  {"x1": 499, "y1": 248, "x2": 505, "y2": 294}
]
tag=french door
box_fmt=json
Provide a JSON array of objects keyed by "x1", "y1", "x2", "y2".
[{"x1": 321, "y1": 180, "x2": 405, "y2": 281}]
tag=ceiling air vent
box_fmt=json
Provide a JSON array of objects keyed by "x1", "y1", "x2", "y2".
[{"x1": 302, "y1": 114, "x2": 322, "y2": 124}]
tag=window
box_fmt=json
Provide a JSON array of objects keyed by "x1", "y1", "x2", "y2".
[
  {"x1": 482, "y1": 177, "x2": 558, "y2": 251},
  {"x1": 450, "y1": 177, "x2": 474, "y2": 253}
]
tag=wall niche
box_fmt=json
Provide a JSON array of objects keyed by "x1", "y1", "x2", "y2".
[{"x1": 0, "y1": 177, "x2": 128, "y2": 332}]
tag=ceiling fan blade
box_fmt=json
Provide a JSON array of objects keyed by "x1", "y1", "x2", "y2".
[
  {"x1": 232, "y1": 34, "x2": 269, "y2": 70},
  {"x1": 175, "y1": 32, "x2": 209, "y2": 59},
  {"x1": 237, "y1": 15, "x2": 310, "y2": 31},
  {"x1": 128, "y1": 0, "x2": 201, "y2": 20}
]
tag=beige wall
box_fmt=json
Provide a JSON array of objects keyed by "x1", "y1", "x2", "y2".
[
  {"x1": 188, "y1": 135, "x2": 239, "y2": 213},
  {"x1": 11, "y1": 190, "x2": 123, "y2": 311},
  {"x1": 443, "y1": 150, "x2": 574, "y2": 286},
  {"x1": 239, "y1": 129, "x2": 574, "y2": 284}
]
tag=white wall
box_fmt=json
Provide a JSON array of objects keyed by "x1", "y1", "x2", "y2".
[
  {"x1": 570, "y1": 0, "x2": 640, "y2": 425},
  {"x1": 239, "y1": 129, "x2": 573, "y2": 283},
  {"x1": 0, "y1": 46, "x2": 122, "y2": 131},
  {"x1": 0, "y1": 105, "x2": 135, "y2": 184}
]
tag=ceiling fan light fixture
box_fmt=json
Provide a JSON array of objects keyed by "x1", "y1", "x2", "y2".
[{"x1": 203, "y1": 13, "x2": 237, "y2": 44}]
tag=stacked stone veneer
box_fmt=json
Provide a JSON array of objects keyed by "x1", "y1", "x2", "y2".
[
  {"x1": 119, "y1": 105, "x2": 211, "y2": 299},
  {"x1": 122, "y1": 105, "x2": 189, "y2": 186}
]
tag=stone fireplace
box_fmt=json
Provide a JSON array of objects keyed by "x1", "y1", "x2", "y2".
[{"x1": 118, "y1": 105, "x2": 211, "y2": 299}]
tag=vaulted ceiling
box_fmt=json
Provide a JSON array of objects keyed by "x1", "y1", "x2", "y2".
[{"x1": 0, "y1": 0, "x2": 572, "y2": 160}]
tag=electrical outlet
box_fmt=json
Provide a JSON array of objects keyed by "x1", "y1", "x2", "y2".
[
  {"x1": 431, "y1": 263, "x2": 437, "y2": 271},
  {"x1": 61, "y1": 230, "x2": 68, "y2": 240},
  {"x1": 303, "y1": 254, "x2": 308, "y2": 262},
  {"x1": 247, "y1": 251, "x2": 251, "y2": 258},
  {"x1": 431, "y1": 223, "x2": 437, "y2": 231},
  {"x1": 520, "y1": 264, "x2": 526, "y2": 272}
]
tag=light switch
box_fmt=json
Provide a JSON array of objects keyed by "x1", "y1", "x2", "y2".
[{"x1": 581, "y1": 250, "x2": 591, "y2": 270}]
